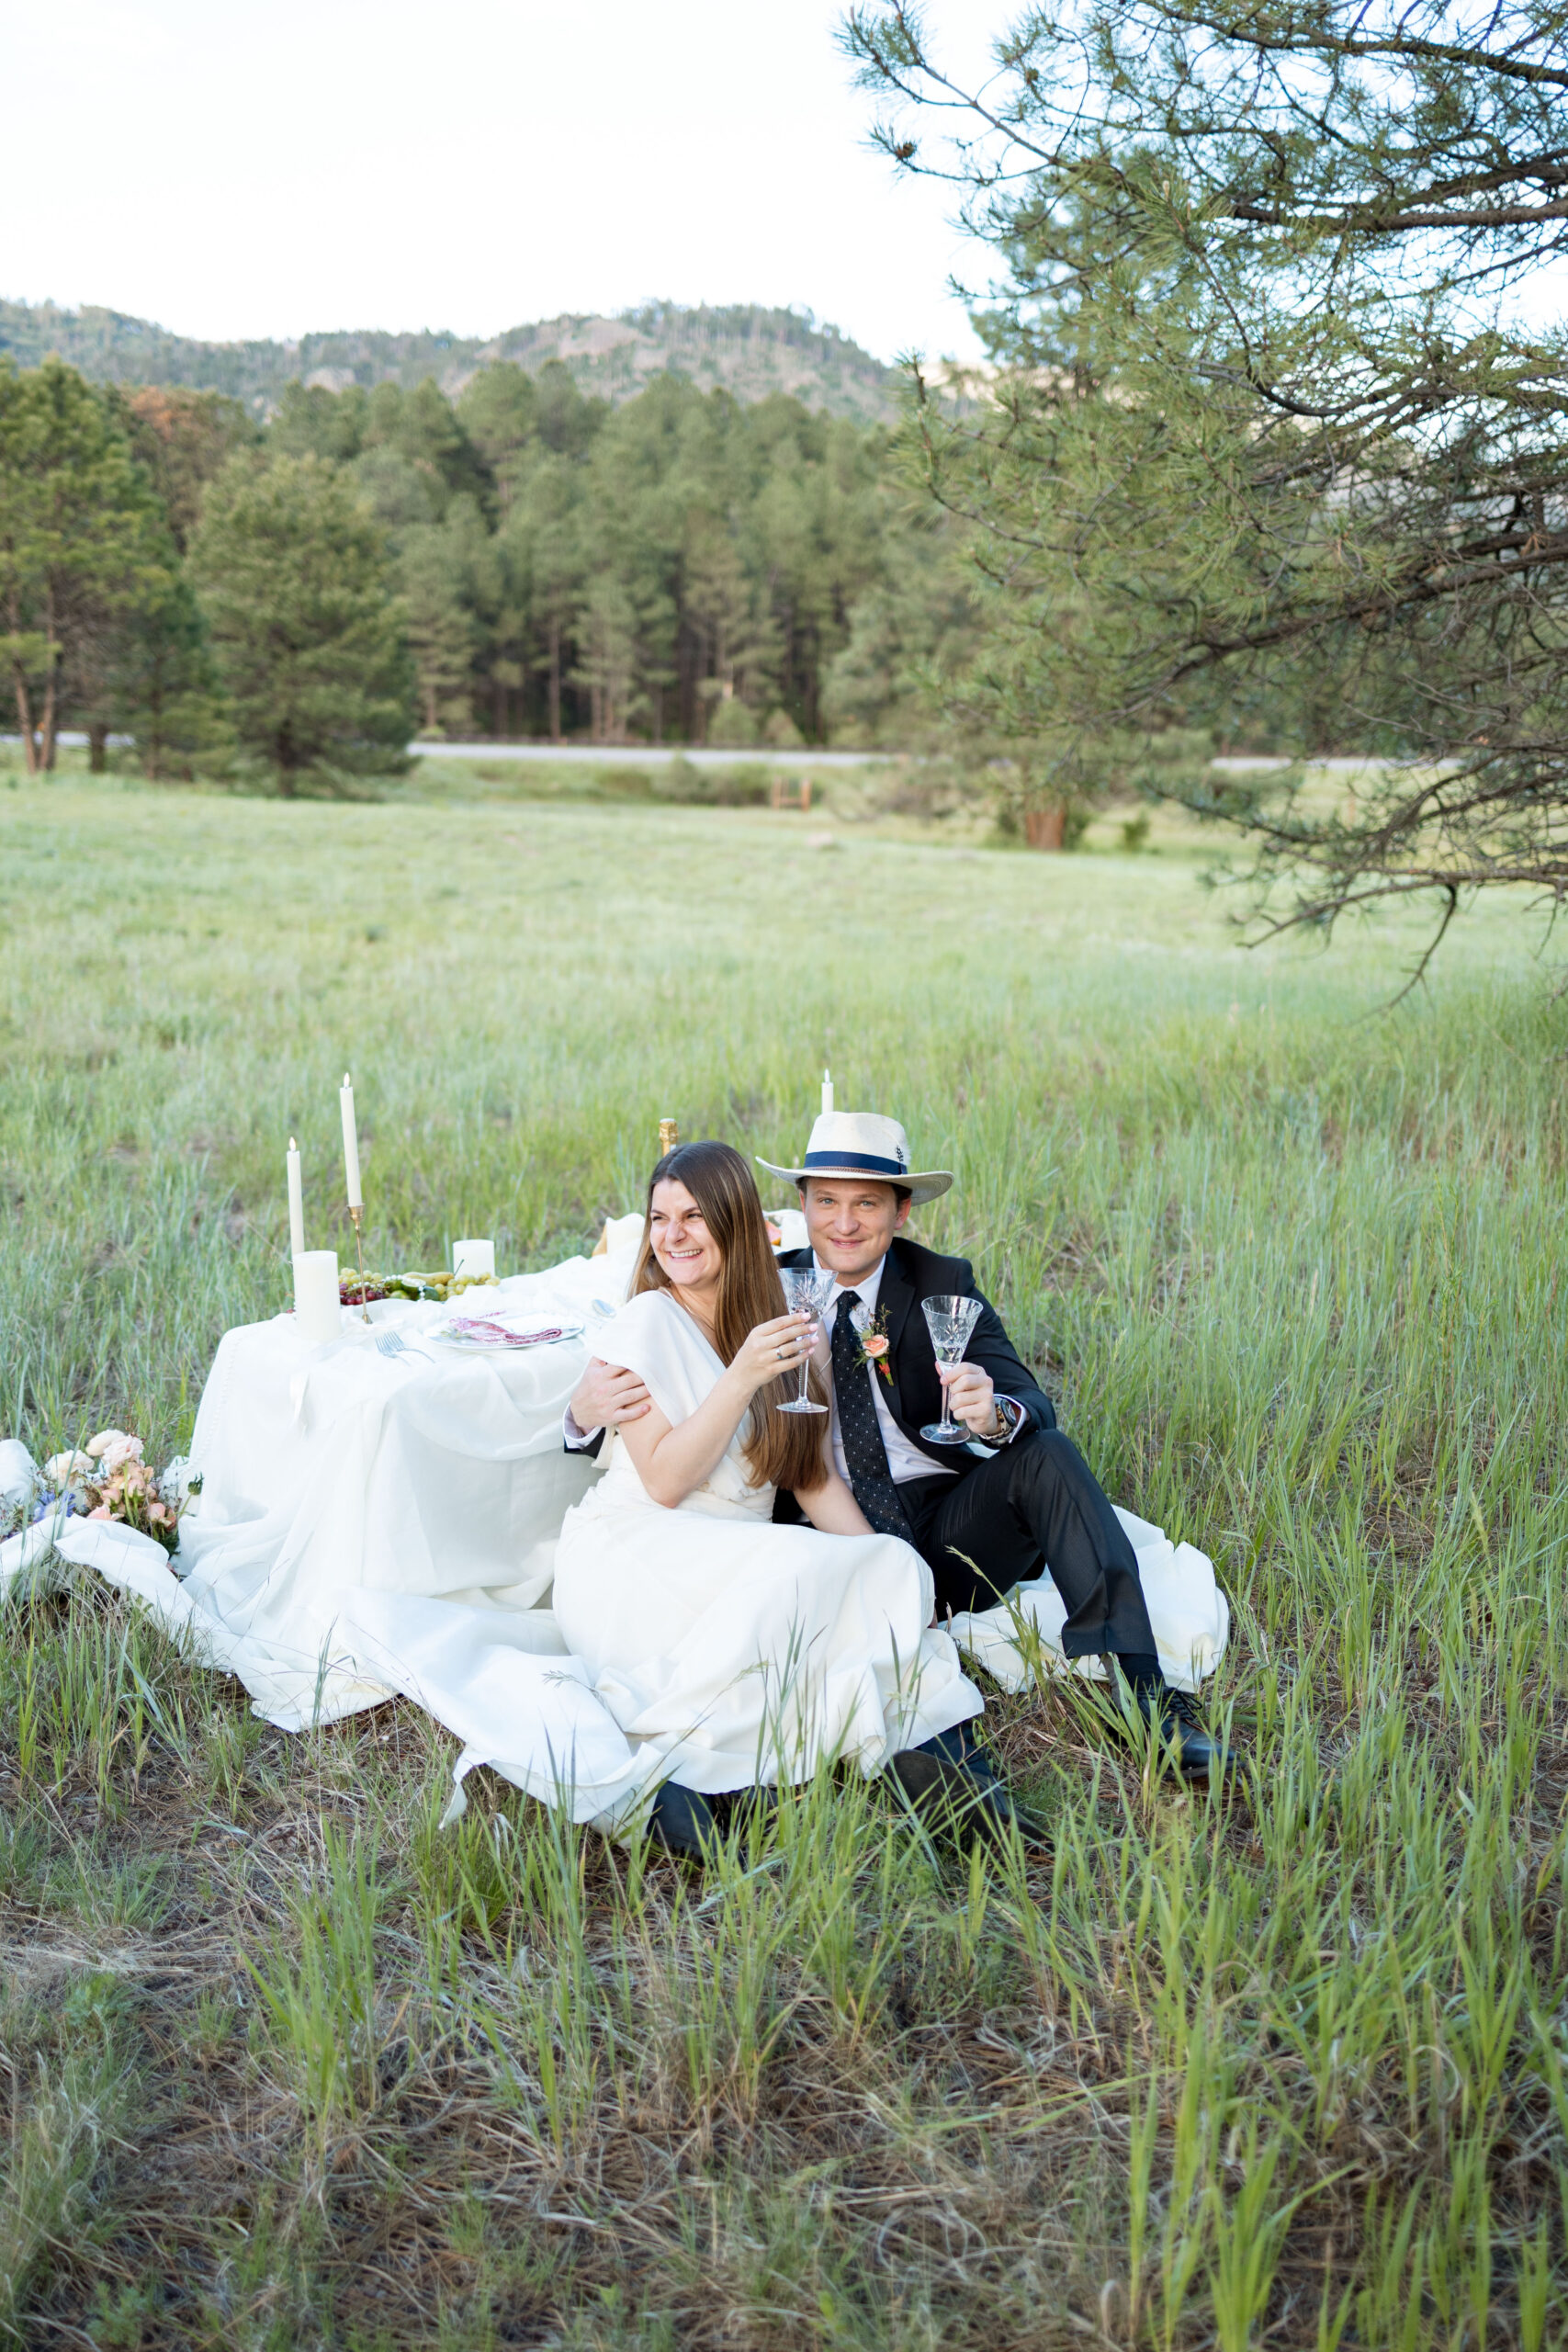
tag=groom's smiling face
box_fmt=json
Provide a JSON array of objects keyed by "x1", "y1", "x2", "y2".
[{"x1": 800, "y1": 1179, "x2": 912, "y2": 1284}]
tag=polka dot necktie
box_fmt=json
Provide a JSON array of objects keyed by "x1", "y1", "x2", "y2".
[{"x1": 830, "y1": 1292, "x2": 914, "y2": 1539}]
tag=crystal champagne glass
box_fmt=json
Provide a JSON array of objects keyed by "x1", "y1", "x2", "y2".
[
  {"x1": 920, "y1": 1294, "x2": 985, "y2": 1443},
  {"x1": 777, "y1": 1265, "x2": 833, "y2": 1414}
]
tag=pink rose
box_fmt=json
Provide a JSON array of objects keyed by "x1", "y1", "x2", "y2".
[
  {"x1": 862, "y1": 1335, "x2": 889, "y2": 1359},
  {"x1": 88, "y1": 1504, "x2": 112, "y2": 1521}
]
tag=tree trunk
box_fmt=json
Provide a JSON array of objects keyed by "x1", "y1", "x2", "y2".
[
  {"x1": 39, "y1": 589, "x2": 57, "y2": 771},
  {"x1": 1024, "y1": 803, "x2": 1068, "y2": 851},
  {"x1": 143, "y1": 666, "x2": 164, "y2": 781},
  {"x1": 548, "y1": 620, "x2": 561, "y2": 743},
  {"x1": 11, "y1": 673, "x2": 39, "y2": 776},
  {"x1": 88, "y1": 724, "x2": 107, "y2": 773},
  {"x1": 7, "y1": 585, "x2": 39, "y2": 775}
]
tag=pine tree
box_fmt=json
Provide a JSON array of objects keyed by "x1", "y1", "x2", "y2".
[
  {"x1": 188, "y1": 450, "x2": 414, "y2": 793},
  {"x1": 0, "y1": 357, "x2": 173, "y2": 773},
  {"x1": 848, "y1": 1, "x2": 1568, "y2": 942},
  {"x1": 122, "y1": 387, "x2": 255, "y2": 553}
]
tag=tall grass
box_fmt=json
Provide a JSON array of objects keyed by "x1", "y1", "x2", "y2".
[{"x1": 2, "y1": 774, "x2": 1566, "y2": 2344}]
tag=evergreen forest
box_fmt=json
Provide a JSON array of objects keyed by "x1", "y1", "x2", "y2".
[{"x1": 1, "y1": 354, "x2": 973, "y2": 786}]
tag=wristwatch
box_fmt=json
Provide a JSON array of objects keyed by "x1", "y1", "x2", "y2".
[{"x1": 981, "y1": 1396, "x2": 1024, "y2": 1446}]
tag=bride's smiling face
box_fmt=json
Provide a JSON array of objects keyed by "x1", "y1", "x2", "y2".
[{"x1": 648, "y1": 1178, "x2": 722, "y2": 1294}]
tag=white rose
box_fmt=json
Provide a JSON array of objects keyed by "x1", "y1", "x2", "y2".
[
  {"x1": 96, "y1": 1435, "x2": 145, "y2": 1476},
  {"x1": 44, "y1": 1450, "x2": 96, "y2": 1489},
  {"x1": 157, "y1": 1455, "x2": 197, "y2": 1506}
]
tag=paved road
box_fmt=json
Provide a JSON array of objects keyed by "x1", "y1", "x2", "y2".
[
  {"x1": 409, "y1": 741, "x2": 886, "y2": 768},
  {"x1": 4, "y1": 735, "x2": 1389, "y2": 776}
]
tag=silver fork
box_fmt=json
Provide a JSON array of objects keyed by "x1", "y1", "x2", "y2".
[{"x1": 375, "y1": 1329, "x2": 431, "y2": 1363}]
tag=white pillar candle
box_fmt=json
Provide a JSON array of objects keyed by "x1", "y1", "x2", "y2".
[
  {"x1": 286, "y1": 1136, "x2": 305, "y2": 1257},
  {"x1": 821, "y1": 1069, "x2": 834, "y2": 1115},
  {"x1": 453, "y1": 1238, "x2": 496, "y2": 1281},
  {"x1": 292, "y1": 1250, "x2": 342, "y2": 1345},
  {"x1": 339, "y1": 1075, "x2": 363, "y2": 1209}
]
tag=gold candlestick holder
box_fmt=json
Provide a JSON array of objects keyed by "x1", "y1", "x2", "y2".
[{"x1": 349, "y1": 1204, "x2": 370, "y2": 1322}]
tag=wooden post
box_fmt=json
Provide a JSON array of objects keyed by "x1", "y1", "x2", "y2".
[{"x1": 1024, "y1": 803, "x2": 1067, "y2": 850}]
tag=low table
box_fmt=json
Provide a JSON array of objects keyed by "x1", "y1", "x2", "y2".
[{"x1": 175, "y1": 1250, "x2": 625, "y2": 1724}]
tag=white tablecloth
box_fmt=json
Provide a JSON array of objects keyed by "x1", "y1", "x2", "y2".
[
  {"x1": 0, "y1": 1215, "x2": 1227, "y2": 1829},
  {"x1": 173, "y1": 1250, "x2": 626, "y2": 1727}
]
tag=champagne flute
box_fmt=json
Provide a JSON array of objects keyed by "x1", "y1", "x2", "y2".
[
  {"x1": 920, "y1": 1294, "x2": 985, "y2": 1443},
  {"x1": 776, "y1": 1265, "x2": 833, "y2": 1413}
]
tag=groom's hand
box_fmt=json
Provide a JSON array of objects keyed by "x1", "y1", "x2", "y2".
[
  {"x1": 940, "y1": 1363, "x2": 999, "y2": 1435},
  {"x1": 571, "y1": 1358, "x2": 651, "y2": 1430}
]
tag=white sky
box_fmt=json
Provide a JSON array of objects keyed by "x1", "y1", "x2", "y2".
[{"x1": 2, "y1": 1, "x2": 1003, "y2": 364}]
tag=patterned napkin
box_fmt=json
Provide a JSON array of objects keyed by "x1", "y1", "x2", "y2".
[{"x1": 444, "y1": 1317, "x2": 571, "y2": 1349}]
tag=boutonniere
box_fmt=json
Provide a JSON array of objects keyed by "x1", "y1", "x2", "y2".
[{"x1": 852, "y1": 1303, "x2": 895, "y2": 1385}]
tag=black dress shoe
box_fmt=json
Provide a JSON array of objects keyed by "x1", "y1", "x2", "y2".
[
  {"x1": 890, "y1": 1728, "x2": 1045, "y2": 1849},
  {"x1": 648, "y1": 1780, "x2": 717, "y2": 1858},
  {"x1": 1122, "y1": 1684, "x2": 1229, "y2": 1778},
  {"x1": 719, "y1": 1785, "x2": 781, "y2": 1837}
]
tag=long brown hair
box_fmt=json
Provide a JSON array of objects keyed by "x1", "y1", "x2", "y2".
[{"x1": 632, "y1": 1139, "x2": 829, "y2": 1493}]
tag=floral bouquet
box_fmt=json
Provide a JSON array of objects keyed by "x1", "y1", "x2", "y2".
[{"x1": 41, "y1": 1431, "x2": 197, "y2": 1556}]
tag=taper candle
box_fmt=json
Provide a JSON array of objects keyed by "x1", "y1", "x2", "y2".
[
  {"x1": 339, "y1": 1075, "x2": 363, "y2": 1209},
  {"x1": 287, "y1": 1136, "x2": 305, "y2": 1257},
  {"x1": 821, "y1": 1069, "x2": 834, "y2": 1115}
]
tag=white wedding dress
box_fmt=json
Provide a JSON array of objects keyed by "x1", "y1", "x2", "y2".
[{"x1": 551, "y1": 1289, "x2": 982, "y2": 1792}]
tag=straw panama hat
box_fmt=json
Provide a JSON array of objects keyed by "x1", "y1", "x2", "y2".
[{"x1": 756, "y1": 1112, "x2": 953, "y2": 1207}]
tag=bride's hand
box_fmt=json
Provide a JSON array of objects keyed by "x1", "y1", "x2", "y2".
[{"x1": 733, "y1": 1312, "x2": 814, "y2": 1392}]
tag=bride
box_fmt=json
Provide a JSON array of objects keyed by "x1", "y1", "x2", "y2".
[{"x1": 551, "y1": 1139, "x2": 989, "y2": 1853}]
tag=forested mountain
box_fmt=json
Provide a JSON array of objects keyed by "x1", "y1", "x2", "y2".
[{"x1": 0, "y1": 299, "x2": 897, "y2": 422}]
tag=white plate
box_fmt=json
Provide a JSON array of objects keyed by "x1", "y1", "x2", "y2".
[{"x1": 432, "y1": 1317, "x2": 585, "y2": 1352}]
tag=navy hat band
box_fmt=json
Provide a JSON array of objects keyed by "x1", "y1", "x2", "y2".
[{"x1": 802, "y1": 1149, "x2": 908, "y2": 1177}]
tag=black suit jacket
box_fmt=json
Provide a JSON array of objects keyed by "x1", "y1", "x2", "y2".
[
  {"x1": 776, "y1": 1236, "x2": 1055, "y2": 1475},
  {"x1": 567, "y1": 1238, "x2": 1055, "y2": 1476}
]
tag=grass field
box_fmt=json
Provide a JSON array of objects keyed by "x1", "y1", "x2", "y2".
[{"x1": 3, "y1": 772, "x2": 1567, "y2": 2349}]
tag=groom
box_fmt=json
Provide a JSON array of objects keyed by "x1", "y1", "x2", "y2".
[
  {"x1": 570, "y1": 1109, "x2": 1225, "y2": 1804},
  {"x1": 758, "y1": 1112, "x2": 1224, "y2": 1782}
]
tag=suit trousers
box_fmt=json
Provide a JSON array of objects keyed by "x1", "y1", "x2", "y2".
[{"x1": 900, "y1": 1429, "x2": 1157, "y2": 1660}]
